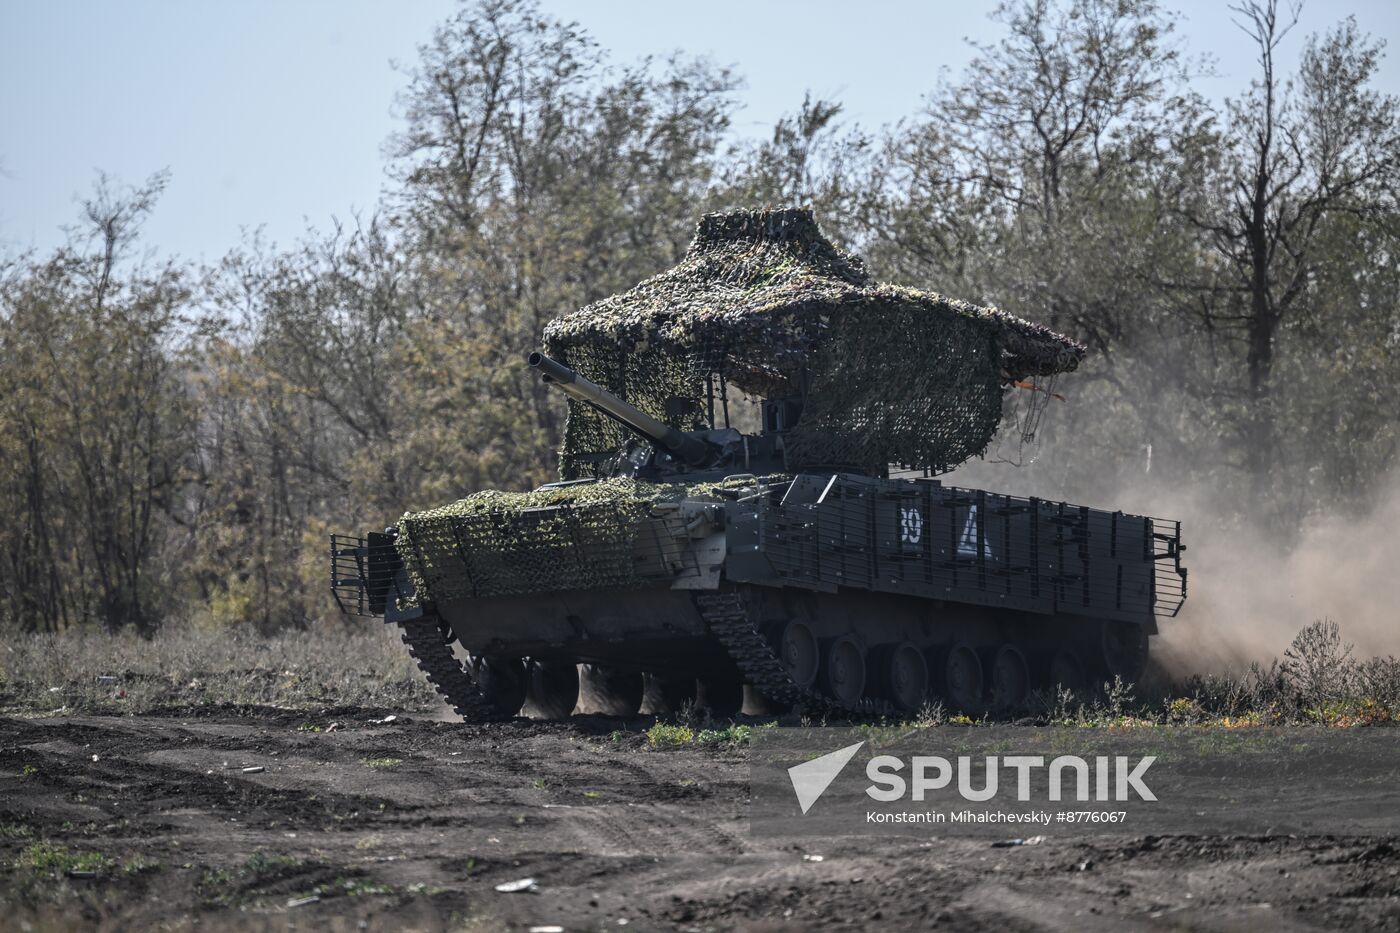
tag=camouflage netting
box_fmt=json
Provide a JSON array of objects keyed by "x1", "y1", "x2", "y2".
[
  {"x1": 543, "y1": 208, "x2": 1085, "y2": 478},
  {"x1": 397, "y1": 477, "x2": 692, "y2": 603},
  {"x1": 396, "y1": 475, "x2": 792, "y2": 603}
]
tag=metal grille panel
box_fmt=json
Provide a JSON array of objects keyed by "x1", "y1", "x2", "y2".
[{"x1": 757, "y1": 475, "x2": 1185, "y2": 621}]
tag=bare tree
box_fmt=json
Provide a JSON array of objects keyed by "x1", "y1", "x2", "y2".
[{"x1": 1183, "y1": 1, "x2": 1400, "y2": 500}]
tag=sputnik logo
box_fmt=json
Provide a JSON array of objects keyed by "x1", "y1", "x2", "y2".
[{"x1": 788, "y1": 741, "x2": 865, "y2": 814}]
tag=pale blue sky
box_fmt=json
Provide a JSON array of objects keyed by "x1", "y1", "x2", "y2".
[{"x1": 3, "y1": 1, "x2": 1398, "y2": 262}]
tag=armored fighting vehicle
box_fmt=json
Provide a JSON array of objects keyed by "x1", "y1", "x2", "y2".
[{"x1": 331, "y1": 209, "x2": 1186, "y2": 721}]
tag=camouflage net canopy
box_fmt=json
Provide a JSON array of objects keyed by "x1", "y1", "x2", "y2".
[{"x1": 543, "y1": 208, "x2": 1085, "y2": 477}]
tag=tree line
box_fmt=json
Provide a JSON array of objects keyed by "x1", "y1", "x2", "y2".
[{"x1": 2, "y1": 0, "x2": 1396, "y2": 634}]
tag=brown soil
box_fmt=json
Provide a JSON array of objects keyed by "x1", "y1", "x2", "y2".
[{"x1": 1, "y1": 709, "x2": 1397, "y2": 931}]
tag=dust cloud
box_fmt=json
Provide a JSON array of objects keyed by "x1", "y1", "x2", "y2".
[{"x1": 1145, "y1": 476, "x2": 1400, "y2": 675}]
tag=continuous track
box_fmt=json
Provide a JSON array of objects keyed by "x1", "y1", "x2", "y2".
[
  {"x1": 400, "y1": 589, "x2": 893, "y2": 722},
  {"x1": 396, "y1": 615, "x2": 514, "y2": 723},
  {"x1": 694, "y1": 588, "x2": 892, "y2": 717}
]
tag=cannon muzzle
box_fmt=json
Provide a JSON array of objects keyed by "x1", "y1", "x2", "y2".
[{"x1": 528, "y1": 351, "x2": 711, "y2": 466}]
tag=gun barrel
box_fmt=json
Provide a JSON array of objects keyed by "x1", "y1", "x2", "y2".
[{"x1": 528, "y1": 351, "x2": 711, "y2": 466}]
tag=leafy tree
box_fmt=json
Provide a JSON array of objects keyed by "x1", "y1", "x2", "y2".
[
  {"x1": 387, "y1": 0, "x2": 740, "y2": 477},
  {"x1": 186, "y1": 0, "x2": 743, "y2": 626},
  {"x1": 720, "y1": 93, "x2": 873, "y2": 229},
  {"x1": 0, "y1": 174, "x2": 196, "y2": 633}
]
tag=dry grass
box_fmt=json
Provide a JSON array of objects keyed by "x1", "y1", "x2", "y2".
[
  {"x1": 0, "y1": 623, "x2": 440, "y2": 715},
  {"x1": 844, "y1": 620, "x2": 1400, "y2": 731},
  {"x1": 1017, "y1": 620, "x2": 1400, "y2": 729},
  {"x1": 2, "y1": 618, "x2": 1395, "y2": 727},
  {"x1": 1161, "y1": 620, "x2": 1400, "y2": 727}
]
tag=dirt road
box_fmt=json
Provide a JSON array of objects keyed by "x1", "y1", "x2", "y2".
[{"x1": 2, "y1": 709, "x2": 1398, "y2": 931}]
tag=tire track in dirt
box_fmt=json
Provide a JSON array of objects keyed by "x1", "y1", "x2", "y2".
[{"x1": 2, "y1": 712, "x2": 1399, "y2": 931}]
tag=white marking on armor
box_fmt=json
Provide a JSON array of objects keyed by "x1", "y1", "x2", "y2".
[
  {"x1": 900, "y1": 506, "x2": 923, "y2": 545},
  {"x1": 958, "y1": 505, "x2": 994, "y2": 559}
]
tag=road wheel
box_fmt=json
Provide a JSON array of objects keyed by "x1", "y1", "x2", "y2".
[
  {"x1": 1100, "y1": 621, "x2": 1149, "y2": 684},
  {"x1": 884, "y1": 642, "x2": 929, "y2": 713},
  {"x1": 988, "y1": 645, "x2": 1030, "y2": 713},
  {"x1": 579, "y1": 664, "x2": 644, "y2": 717},
  {"x1": 778, "y1": 620, "x2": 820, "y2": 689},
  {"x1": 473, "y1": 656, "x2": 527, "y2": 717},
  {"x1": 642, "y1": 673, "x2": 697, "y2": 715},
  {"x1": 523, "y1": 659, "x2": 579, "y2": 720},
  {"x1": 822, "y1": 635, "x2": 867, "y2": 707},
  {"x1": 1048, "y1": 648, "x2": 1088, "y2": 696},
  {"x1": 939, "y1": 642, "x2": 983, "y2": 714},
  {"x1": 742, "y1": 684, "x2": 788, "y2": 716}
]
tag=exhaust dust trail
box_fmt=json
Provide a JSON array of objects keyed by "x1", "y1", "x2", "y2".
[{"x1": 1146, "y1": 476, "x2": 1400, "y2": 675}]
